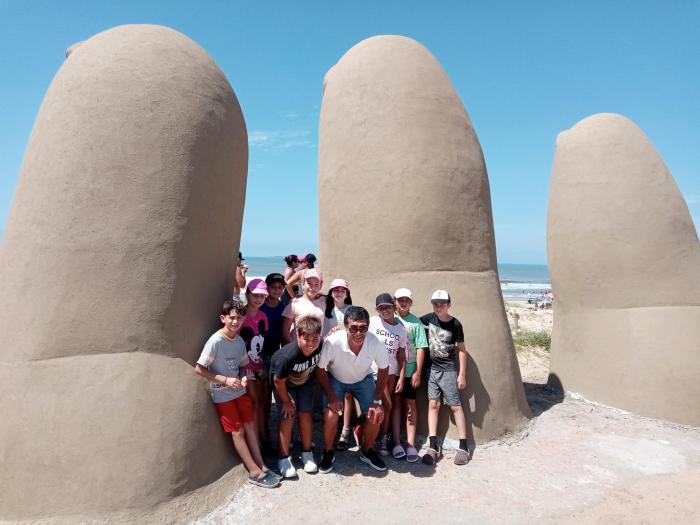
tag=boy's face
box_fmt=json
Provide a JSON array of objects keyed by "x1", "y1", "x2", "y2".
[
  {"x1": 377, "y1": 304, "x2": 395, "y2": 322},
  {"x1": 248, "y1": 293, "x2": 266, "y2": 309},
  {"x1": 220, "y1": 311, "x2": 244, "y2": 335},
  {"x1": 431, "y1": 300, "x2": 449, "y2": 314},
  {"x1": 267, "y1": 282, "x2": 284, "y2": 300},
  {"x1": 298, "y1": 332, "x2": 321, "y2": 354},
  {"x1": 395, "y1": 297, "x2": 412, "y2": 316}
]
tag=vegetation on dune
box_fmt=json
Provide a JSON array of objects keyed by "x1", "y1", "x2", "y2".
[{"x1": 513, "y1": 330, "x2": 551, "y2": 352}]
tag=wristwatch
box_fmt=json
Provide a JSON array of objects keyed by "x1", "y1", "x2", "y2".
[{"x1": 372, "y1": 399, "x2": 382, "y2": 406}]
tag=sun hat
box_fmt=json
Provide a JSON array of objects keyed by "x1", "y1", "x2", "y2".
[
  {"x1": 394, "y1": 288, "x2": 412, "y2": 300},
  {"x1": 247, "y1": 278, "x2": 268, "y2": 296},
  {"x1": 304, "y1": 268, "x2": 323, "y2": 282},
  {"x1": 329, "y1": 278, "x2": 349, "y2": 290},
  {"x1": 431, "y1": 289, "x2": 450, "y2": 303},
  {"x1": 265, "y1": 273, "x2": 286, "y2": 286},
  {"x1": 375, "y1": 293, "x2": 394, "y2": 307}
]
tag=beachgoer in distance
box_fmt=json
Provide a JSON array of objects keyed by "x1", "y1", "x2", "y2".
[
  {"x1": 232, "y1": 251, "x2": 248, "y2": 298},
  {"x1": 315, "y1": 306, "x2": 389, "y2": 473},
  {"x1": 394, "y1": 287, "x2": 428, "y2": 463},
  {"x1": 194, "y1": 300, "x2": 280, "y2": 488},
  {"x1": 285, "y1": 253, "x2": 316, "y2": 298},
  {"x1": 281, "y1": 268, "x2": 325, "y2": 345},
  {"x1": 240, "y1": 278, "x2": 270, "y2": 446},
  {"x1": 420, "y1": 290, "x2": 470, "y2": 466},
  {"x1": 322, "y1": 278, "x2": 355, "y2": 450},
  {"x1": 270, "y1": 317, "x2": 324, "y2": 478},
  {"x1": 368, "y1": 293, "x2": 407, "y2": 458},
  {"x1": 281, "y1": 254, "x2": 300, "y2": 303}
]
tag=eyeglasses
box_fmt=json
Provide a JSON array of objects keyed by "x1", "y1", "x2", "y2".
[{"x1": 347, "y1": 325, "x2": 369, "y2": 334}]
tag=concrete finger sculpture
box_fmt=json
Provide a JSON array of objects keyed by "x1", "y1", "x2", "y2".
[
  {"x1": 318, "y1": 35, "x2": 531, "y2": 442},
  {"x1": 0, "y1": 25, "x2": 248, "y2": 521},
  {"x1": 547, "y1": 113, "x2": 700, "y2": 426}
]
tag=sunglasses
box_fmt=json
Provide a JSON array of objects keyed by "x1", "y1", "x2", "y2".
[{"x1": 347, "y1": 325, "x2": 369, "y2": 334}]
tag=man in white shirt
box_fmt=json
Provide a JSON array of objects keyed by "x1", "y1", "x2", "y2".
[{"x1": 315, "y1": 306, "x2": 389, "y2": 473}]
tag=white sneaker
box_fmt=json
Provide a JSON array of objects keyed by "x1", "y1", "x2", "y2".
[
  {"x1": 301, "y1": 450, "x2": 318, "y2": 473},
  {"x1": 278, "y1": 456, "x2": 297, "y2": 479}
]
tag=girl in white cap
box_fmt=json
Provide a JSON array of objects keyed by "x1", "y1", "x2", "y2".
[{"x1": 281, "y1": 268, "x2": 326, "y2": 345}]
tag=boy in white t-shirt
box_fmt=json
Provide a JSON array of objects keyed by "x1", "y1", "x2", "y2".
[{"x1": 368, "y1": 293, "x2": 407, "y2": 458}]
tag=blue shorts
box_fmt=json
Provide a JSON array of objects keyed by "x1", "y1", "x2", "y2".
[
  {"x1": 324, "y1": 374, "x2": 376, "y2": 415},
  {"x1": 273, "y1": 379, "x2": 316, "y2": 417}
]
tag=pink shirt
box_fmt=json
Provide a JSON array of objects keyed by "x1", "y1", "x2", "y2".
[
  {"x1": 240, "y1": 310, "x2": 268, "y2": 371},
  {"x1": 282, "y1": 295, "x2": 326, "y2": 342}
]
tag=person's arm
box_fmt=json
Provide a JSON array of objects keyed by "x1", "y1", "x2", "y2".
[
  {"x1": 457, "y1": 341, "x2": 467, "y2": 390},
  {"x1": 273, "y1": 375, "x2": 296, "y2": 419},
  {"x1": 235, "y1": 265, "x2": 247, "y2": 289},
  {"x1": 285, "y1": 271, "x2": 301, "y2": 298},
  {"x1": 281, "y1": 316, "x2": 293, "y2": 345},
  {"x1": 194, "y1": 364, "x2": 244, "y2": 390},
  {"x1": 314, "y1": 367, "x2": 343, "y2": 412},
  {"x1": 412, "y1": 346, "x2": 426, "y2": 388}
]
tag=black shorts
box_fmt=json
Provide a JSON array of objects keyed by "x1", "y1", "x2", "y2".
[{"x1": 401, "y1": 379, "x2": 417, "y2": 400}]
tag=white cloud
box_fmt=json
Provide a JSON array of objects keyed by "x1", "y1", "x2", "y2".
[
  {"x1": 248, "y1": 128, "x2": 314, "y2": 153},
  {"x1": 685, "y1": 194, "x2": 699, "y2": 205}
]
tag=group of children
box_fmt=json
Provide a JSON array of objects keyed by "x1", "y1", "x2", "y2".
[{"x1": 195, "y1": 265, "x2": 470, "y2": 488}]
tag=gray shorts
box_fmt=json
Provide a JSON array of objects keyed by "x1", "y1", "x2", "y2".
[{"x1": 427, "y1": 368, "x2": 461, "y2": 406}]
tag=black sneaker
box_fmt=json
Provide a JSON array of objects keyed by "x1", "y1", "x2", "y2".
[
  {"x1": 248, "y1": 471, "x2": 280, "y2": 488},
  {"x1": 359, "y1": 447, "x2": 387, "y2": 472},
  {"x1": 319, "y1": 449, "x2": 335, "y2": 474}
]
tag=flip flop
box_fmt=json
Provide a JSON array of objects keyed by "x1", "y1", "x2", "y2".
[
  {"x1": 405, "y1": 446, "x2": 419, "y2": 463},
  {"x1": 392, "y1": 444, "x2": 406, "y2": 459}
]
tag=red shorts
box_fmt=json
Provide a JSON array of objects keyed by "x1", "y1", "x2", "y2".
[{"x1": 214, "y1": 394, "x2": 254, "y2": 432}]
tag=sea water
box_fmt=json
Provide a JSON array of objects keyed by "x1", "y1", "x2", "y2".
[{"x1": 242, "y1": 256, "x2": 550, "y2": 302}]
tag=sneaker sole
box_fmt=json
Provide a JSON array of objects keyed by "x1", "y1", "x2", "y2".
[
  {"x1": 304, "y1": 466, "x2": 319, "y2": 474},
  {"x1": 248, "y1": 477, "x2": 280, "y2": 488},
  {"x1": 359, "y1": 451, "x2": 387, "y2": 472}
]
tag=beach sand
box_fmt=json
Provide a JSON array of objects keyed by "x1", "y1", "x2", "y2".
[{"x1": 193, "y1": 300, "x2": 699, "y2": 525}]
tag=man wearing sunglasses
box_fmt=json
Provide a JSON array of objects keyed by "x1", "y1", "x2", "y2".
[{"x1": 315, "y1": 306, "x2": 389, "y2": 473}]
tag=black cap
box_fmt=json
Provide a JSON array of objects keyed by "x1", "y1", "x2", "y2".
[
  {"x1": 265, "y1": 273, "x2": 285, "y2": 286},
  {"x1": 375, "y1": 293, "x2": 394, "y2": 307},
  {"x1": 238, "y1": 251, "x2": 245, "y2": 261}
]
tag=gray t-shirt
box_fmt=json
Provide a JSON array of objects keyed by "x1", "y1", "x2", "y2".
[{"x1": 196, "y1": 331, "x2": 248, "y2": 403}]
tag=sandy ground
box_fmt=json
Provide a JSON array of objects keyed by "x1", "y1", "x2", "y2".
[{"x1": 194, "y1": 302, "x2": 700, "y2": 525}]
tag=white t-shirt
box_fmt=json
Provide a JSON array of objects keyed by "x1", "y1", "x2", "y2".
[
  {"x1": 318, "y1": 330, "x2": 389, "y2": 384},
  {"x1": 369, "y1": 316, "x2": 408, "y2": 376}
]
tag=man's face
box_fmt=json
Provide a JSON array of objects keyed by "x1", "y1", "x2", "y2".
[
  {"x1": 396, "y1": 297, "x2": 412, "y2": 316},
  {"x1": 377, "y1": 304, "x2": 395, "y2": 322},
  {"x1": 298, "y1": 332, "x2": 321, "y2": 354},
  {"x1": 267, "y1": 282, "x2": 284, "y2": 300},
  {"x1": 220, "y1": 311, "x2": 244, "y2": 335},
  {"x1": 346, "y1": 318, "x2": 369, "y2": 346},
  {"x1": 304, "y1": 277, "x2": 321, "y2": 296},
  {"x1": 248, "y1": 293, "x2": 266, "y2": 309}
]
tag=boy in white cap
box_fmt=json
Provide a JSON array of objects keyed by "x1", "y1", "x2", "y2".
[
  {"x1": 420, "y1": 290, "x2": 470, "y2": 466},
  {"x1": 393, "y1": 288, "x2": 429, "y2": 462}
]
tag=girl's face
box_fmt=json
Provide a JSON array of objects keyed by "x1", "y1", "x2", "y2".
[
  {"x1": 395, "y1": 297, "x2": 412, "y2": 316},
  {"x1": 300, "y1": 260, "x2": 309, "y2": 270},
  {"x1": 304, "y1": 277, "x2": 321, "y2": 298},
  {"x1": 247, "y1": 293, "x2": 266, "y2": 309},
  {"x1": 377, "y1": 304, "x2": 395, "y2": 322},
  {"x1": 267, "y1": 282, "x2": 284, "y2": 300},
  {"x1": 331, "y1": 287, "x2": 347, "y2": 305}
]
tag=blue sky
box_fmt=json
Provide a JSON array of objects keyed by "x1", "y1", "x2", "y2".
[{"x1": 1, "y1": 1, "x2": 698, "y2": 264}]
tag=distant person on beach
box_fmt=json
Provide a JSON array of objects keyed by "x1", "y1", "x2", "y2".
[
  {"x1": 420, "y1": 290, "x2": 470, "y2": 466},
  {"x1": 315, "y1": 306, "x2": 389, "y2": 473},
  {"x1": 240, "y1": 279, "x2": 270, "y2": 447},
  {"x1": 270, "y1": 316, "x2": 323, "y2": 478},
  {"x1": 394, "y1": 288, "x2": 428, "y2": 463},
  {"x1": 369, "y1": 293, "x2": 408, "y2": 458},
  {"x1": 194, "y1": 300, "x2": 280, "y2": 488},
  {"x1": 232, "y1": 251, "x2": 248, "y2": 298},
  {"x1": 281, "y1": 254, "x2": 300, "y2": 303},
  {"x1": 260, "y1": 272, "x2": 287, "y2": 449},
  {"x1": 285, "y1": 253, "x2": 317, "y2": 298},
  {"x1": 322, "y1": 278, "x2": 355, "y2": 450},
  {"x1": 281, "y1": 268, "x2": 325, "y2": 344}
]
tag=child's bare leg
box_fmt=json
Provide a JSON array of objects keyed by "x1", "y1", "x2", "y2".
[
  {"x1": 242, "y1": 421, "x2": 266, "y2": 470},
  {"x1": 391, "y1": 393, "x2": 402, "y2": 446},
  {"x1": 404, "y1": 399, "x2": 417, "y2": 447},
  {"x1": 380, "y1": 375, "x2": 395, "y2": 437},
  {"x1": 449, "y1": 404, "x2": 468, "y2": 440},
  {"x1": 246, "y1": 381, "x2": 260, "y2": 442},
  {"x1": 342, "y1": 393, "x2": 353, "y2": 431},
  {"x1": 299, "y1": 412, "x2": 313, "y2": 450},
  {"x1": 428, "y1": 399, "x2": 440, "y2": 438},
  {"x1": 253, "y1": 380, "x2": 267, "y2": 444},
  {"x1": 231, "y1": 427, "x2": 263, "y2": 478},
  {"x1": 278, "y1": 415, "x2": 294, "y2": 457},
  {"x1": 323, "y1": 409, "x2": 339, "y2": 450}
]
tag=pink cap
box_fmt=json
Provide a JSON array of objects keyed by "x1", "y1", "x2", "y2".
[
  {"x1": 304, "y1": 268, "x2": 323, "y2": 282},
  {"x1": 247, "y1": 278, "x2": 268, "y2": 296},
  {"x1": 329, "y1": 278, "x2": 349, "y2": 290}
]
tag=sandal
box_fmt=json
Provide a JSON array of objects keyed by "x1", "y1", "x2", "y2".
[
  {"x1": 405, "y1": 446, "x2": 419, "y2": 463},
  {"x1": 392, "y1": 444, "x2": 406, "y2": 459}
]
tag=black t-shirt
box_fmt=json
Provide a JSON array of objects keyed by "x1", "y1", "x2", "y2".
[
  {"x1": 270, "y1": 340, "x2": 322, "y2": 387},
  {"x1": 420, "y1": 313, "x2": 465, "y2": 371},
  {"x1": 260, "y1": 301, "x2": 286, "y2": 358}
]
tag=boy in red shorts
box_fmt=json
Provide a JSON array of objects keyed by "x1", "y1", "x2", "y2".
[{"x1": 194, "y1": 300, "x2": 280, "y2": 488}]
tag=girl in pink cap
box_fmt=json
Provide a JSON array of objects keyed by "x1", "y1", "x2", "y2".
[{"x1": 241, "y1": 278, "x2": 270, "y2": 446}]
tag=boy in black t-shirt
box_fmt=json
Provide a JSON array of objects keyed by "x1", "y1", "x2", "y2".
[{"x1": 419, "y1": 289, "x2": 470, "y2": 466}]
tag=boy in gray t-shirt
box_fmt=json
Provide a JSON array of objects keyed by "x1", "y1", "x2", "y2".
[{"x1": 195, "y1": 300, "x2": 280, "y2": 488}]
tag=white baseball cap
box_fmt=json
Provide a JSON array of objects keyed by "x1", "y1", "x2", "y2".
[
  {"x1": 394, "y1": 288, "x2": 412, "y2": 300},
  {"x1": 431, "y1": 289, "x2": 450, "y2": 302}
]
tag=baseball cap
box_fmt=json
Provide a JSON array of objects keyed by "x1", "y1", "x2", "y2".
[
  {"x1": 247, "y1": 278, "x2": 268, "y2": 296},
  {"x1": 265, "y1": 273, "x2": 285, "y2": 286},
  {"x1": 329, "y1": 278, "x2": 349, "y2": 290},
  {"x1": 375, "y1": 293, "x2": 394, "y2": 307},
  {"x1": 431, "y1": 289, "x2": 450, "y2": 303},
  {"x1": 394, "y1": 288, "x2": 412, "y2": 300},
  {"x1": 304, "y1": 268, "x2": 323, "y2": 282}
]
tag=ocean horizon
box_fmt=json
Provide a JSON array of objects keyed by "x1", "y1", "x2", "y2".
[{"x1": 242, "y1": 256, "x2": 551, "y2": 301}]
